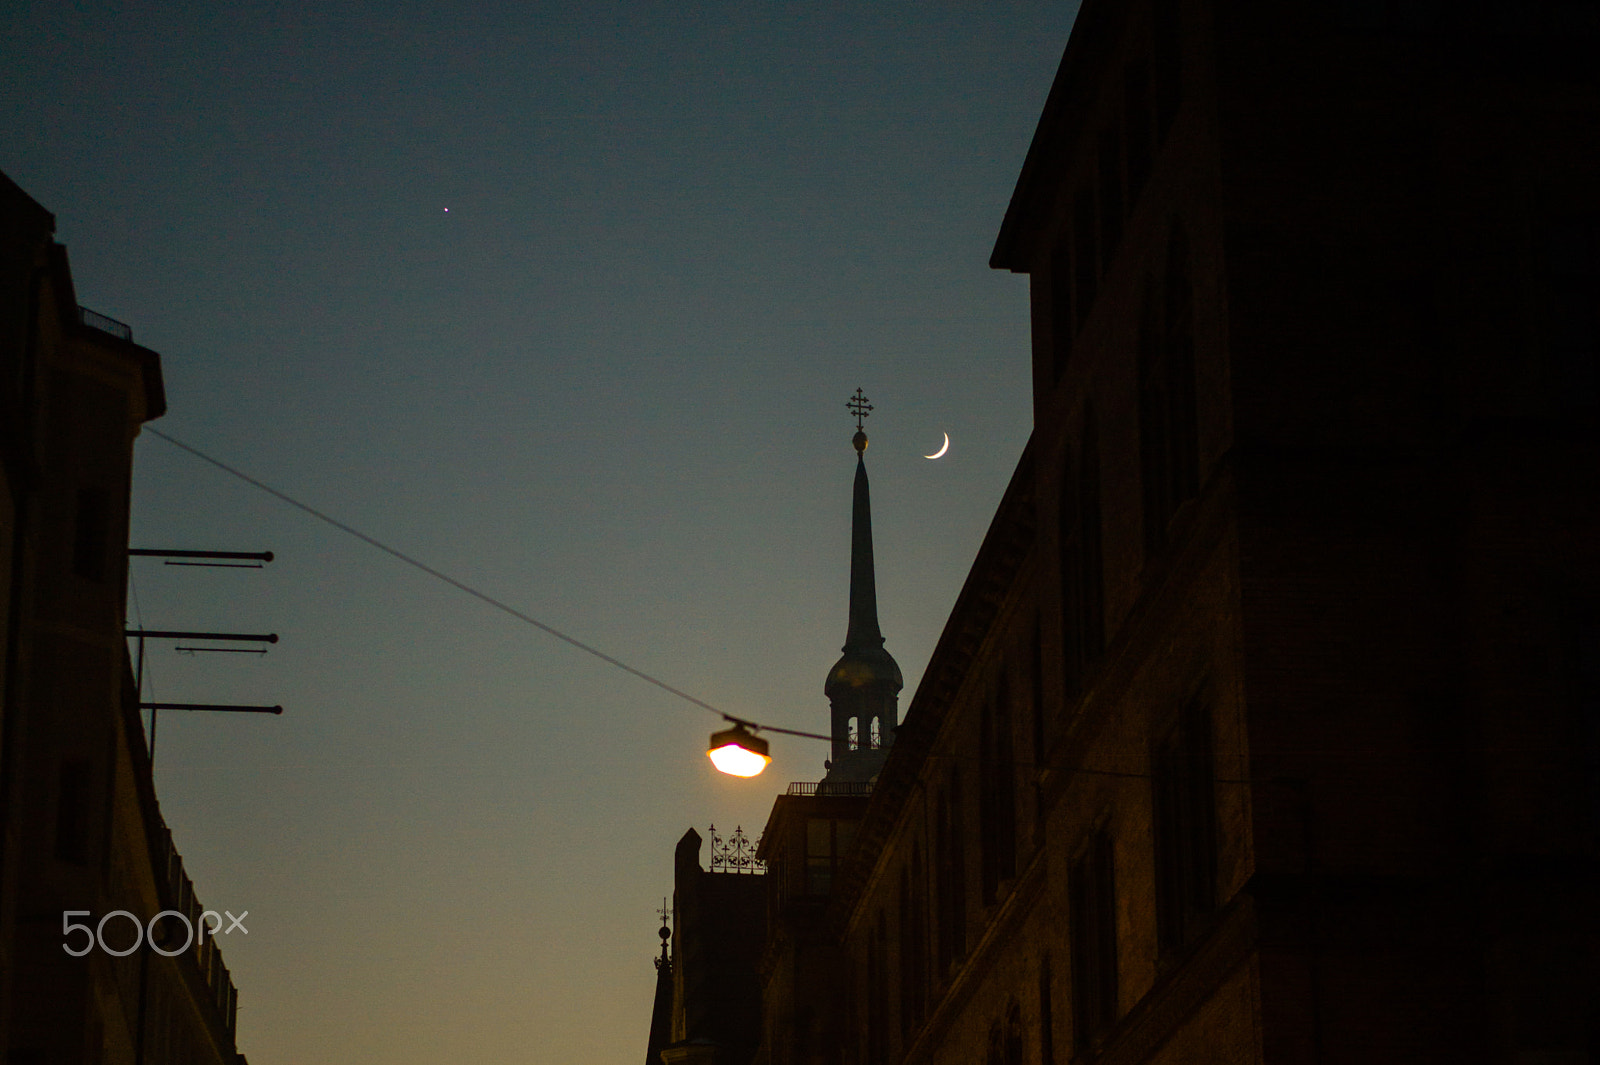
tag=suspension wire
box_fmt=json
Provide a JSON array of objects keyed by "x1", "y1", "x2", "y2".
[
  {"x1": 128, "y1": 576, "x2": 160, "y2": 757},
  {"x1": 129, "y1": 576, "x2": 146, "y2": 675},
  {"x1": 145, "y1": 430, "x2": 1278, "y2": 776},
  {"x1": 722, "y1": 715, "x2": 832, "y2": 742},
  {"x1": 143, "y1": 428, "x2": 735, "y2": 721},
  {"x1": 129, "y1": 579, "x2": 155, "y2": 705}
]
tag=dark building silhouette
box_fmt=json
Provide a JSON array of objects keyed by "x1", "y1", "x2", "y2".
[
  {"x1": 0, "y1": 171, "x2": 248, "y2": 1064},
  {"x1": 754, "y1": 420, "x2": 896, "y2": 1065},
  {"x1": 654, "y1": 417, "x2": 900, "y2": 1065},
  {"x1": 656, "y1": 827, "x2": 768, "y2": 1065},
  {"x1": 755, "y1": 782, "x2": 871, "y2": 1065},
  {"x1": 647, "y1": 912, "x2": 676, "y2": 1065},
  {"x1": 650, "y1": 3, "x2": 1600, "y2": 1063}
]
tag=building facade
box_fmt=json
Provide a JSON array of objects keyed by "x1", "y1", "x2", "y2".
[
  {"x1": 0, "y1": 171, "x2": 248, "y2": 1064},
  {"x1": 651, "y1": 3, "x2": 1600, "y2": 1062},
  {"x1": 837, "y1": 2, "x2": 1600, "y2": 1064}
]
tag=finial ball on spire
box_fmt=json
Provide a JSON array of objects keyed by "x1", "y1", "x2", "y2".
[{"x1": 853, "y1": 430, "x2": 868, "y2": 454}]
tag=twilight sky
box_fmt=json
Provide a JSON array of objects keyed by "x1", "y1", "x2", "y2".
[{"x1": 4, "y1": 2, "x2": 1078, "y2": 1060}]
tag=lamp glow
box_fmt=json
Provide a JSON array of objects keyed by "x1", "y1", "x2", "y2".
[{"x1": 707, "y1": 724, "x2": 771, "y2": 777}]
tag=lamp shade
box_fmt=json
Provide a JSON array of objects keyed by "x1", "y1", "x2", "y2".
[{"x1": 707, "y1": 724, "x2": 771, "y2": 777}]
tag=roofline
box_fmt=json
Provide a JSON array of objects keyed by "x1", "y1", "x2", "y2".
[
  {"x1": 0, "y1": 168, "x2": 57, "y2": 236},
  {"x1": 47, "y1": 242, "x2": 167, "y2": 421},
  {"x1": 828, "y1": 436, "x2": 1038, "y2": 929},
  {"x1": 990, "y1": 0, "x2": 1125, "y2": 273}
]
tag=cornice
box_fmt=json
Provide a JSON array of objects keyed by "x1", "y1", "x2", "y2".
[
  {"x1": 990, "y1": 0, "x2": 1134, "y2": 272},
  {"x1": 831, "y1": 438, "x2": 1039, "y2": 936}
]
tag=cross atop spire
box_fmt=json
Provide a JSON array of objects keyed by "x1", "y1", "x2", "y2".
[
  {"x1": 848, "y1": 388, "x2": 873, "y2": 454},
  {"x1": 847, "y1": 388, "x2": 873, "y2": 429}
]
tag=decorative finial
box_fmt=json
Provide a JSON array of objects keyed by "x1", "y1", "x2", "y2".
[
  {"x1": 847, "y1": 388, "x2": 873, "y2": 453},
  {"x1": 655, "y1": 897, "x2": 671, "y2": 968}
]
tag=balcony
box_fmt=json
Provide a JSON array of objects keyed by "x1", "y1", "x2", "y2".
[
  {"x1": 785, "y1": 781, "x2": 874, "y2": 797},
  {"x1": 78, "y1": 305, "x2": 132, "y2": 342}
]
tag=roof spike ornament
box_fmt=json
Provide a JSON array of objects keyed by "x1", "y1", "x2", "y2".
[
  {"x1": 823, "y1": 389, "x2": 902, "y2": 785},
  {"x1": 654, "y1": 898, "x2": 671, "y2": 971},
  {"x1": 847, "y1": 387, "x2": 873, "y2": 454}
]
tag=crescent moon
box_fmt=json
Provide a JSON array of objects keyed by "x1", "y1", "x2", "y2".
[{"x1": 924, "y1": 432, "x2": 950, "y2": 460}]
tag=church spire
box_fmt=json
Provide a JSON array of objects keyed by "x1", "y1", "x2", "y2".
[
  {"x1": 844, "y1": 390, "x2": 884, "y2": 653},
  {"x1": 824, "y1": 390, "x2": 903, "y2": 784},
  {"x1": 643, "y1": 901, "x2": 674, "y2": 1065}
]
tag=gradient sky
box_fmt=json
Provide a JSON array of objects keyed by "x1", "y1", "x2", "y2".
[{"x1": 4, "y1": 3, "x2": 1078, "y2": 1060}]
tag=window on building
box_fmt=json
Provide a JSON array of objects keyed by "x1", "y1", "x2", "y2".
[
  {"x1": 1031, "y1": 613, "x2": 1047, "y2": 764},
  {"x1": 848, "y1": 717, "x2": 859, "y2": 750},
  {"x1": 807, "y1": 818, "x2": 853, "y2": 896},
  {"x1": 996, "y1": 675, "x2": 1017, "y2": 882},
  {"x1": 1154, "y1": 0, "x2": 1182, "y2": 139},
  {"x1": 1081, "y1": 413, "x2": 1105, "y2": 666},
  {"x1": 1098, "y1": 126, "x2": 1124, "y2": 273},
  {"x1": 807, "y1": 820, "x2": 829, "y2": 895},
  {"x1": 73, "y1": 486, "x2": 109, "y2": 582},
  {"x1": 1051, "y1": 243, "x2": 1074, "y2": 382},
  {"x1": 867, "y1": 910, "x2": 888, "y2": 1065},
  {"x1": 1040, "y1": 954, "x2": 1056, "y2": 1065},
  {"x1": 935, "y1": 769, "x2": 969, "y2": 970},
  {"x1": 981, "y1": 706, "x2": 997, "y2": 904},
  {"x1": 55, "y1": 759, "x2": 92, "y2": 864},
  {"x1": 1138, "y1": 282, "x2": 1167, "y2": 555},
  {"x1": 1152, "y1": 689, "x2": 1217, "y2": 953},
  {"x1": 908, "y1": 845, "x2": 928, "y2": 1028},
  {"x1": 1536, "y1": 214, "x2": 1600, "y2": 409},
  {"x1": 980, "y1": 679, "x2": 1018, "y2": 905},
  {"x1": 1164, "y1": 227, "x2": 1199, "y2": 496},
  {"x1": 899, "y1": 868, "x2": 914, "y2": 1044},
  {"x1": 1074, "y1": 190, "x2": 1098, "y2": 329},
  {"x1": 1575, "y1": 622, "x2": 1600, "y2": 831},
  {"x1": 1061, "y1": 413, "x2": 1106, "y2": 699},
  {"x1": 1139, "y1": 228, "x2": 1199, "y2": 557},
  {"x1": 952, "y1": 772, "x2": 967, "y2": 958},
  {"x1": 1005, "y1": 1003, "x2": 1024, "y2": 1065},
  {"x1": 1070, "y1": 829, "x2": 1119, "y2": 1048},
  {"x1": 1124, "y1": 60, "x2": 1153, "y2": 200},
  {"x1": 870, "y1": 716, "x2": 882, "y2": 749},
  {"x1": 771, "y1": 852, "x2": 789, "y2": 911},
  {"x1": 934, "y1": 788, "x2": 954, "y2": 975},
  {"x1": 898, "y1": 853, "x2": 929, "y2": 1042}
]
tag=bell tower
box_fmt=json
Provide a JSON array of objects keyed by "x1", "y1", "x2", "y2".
[{"x1": 823, "y1": 390, "x2": 903, "y2": 784}]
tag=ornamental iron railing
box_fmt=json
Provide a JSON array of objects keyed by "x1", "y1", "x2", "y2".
[{"x1": 708, "y1": 824, "x2": 764, "y2": 874}]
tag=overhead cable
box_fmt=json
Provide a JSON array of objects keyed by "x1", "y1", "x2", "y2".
[{"x1": 143, "y1": 428, "x2": 732, "y2": 721}]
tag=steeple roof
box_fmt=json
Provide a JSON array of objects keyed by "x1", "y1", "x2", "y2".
[
  {"x1": 823, "y1": 392, "x2": 903, "y2": 784},
  {"x1": 826, "y1": 447, "x2": 903, "y2": 698}
]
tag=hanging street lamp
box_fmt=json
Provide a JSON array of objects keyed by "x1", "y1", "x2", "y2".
[{"x1": 707, "y1": 722, "x2": 771, "y2": 777}]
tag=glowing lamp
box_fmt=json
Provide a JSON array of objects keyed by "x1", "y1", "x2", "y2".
[{"x1": 707, "y1": 723, "x2": 771, "y2": 777}]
